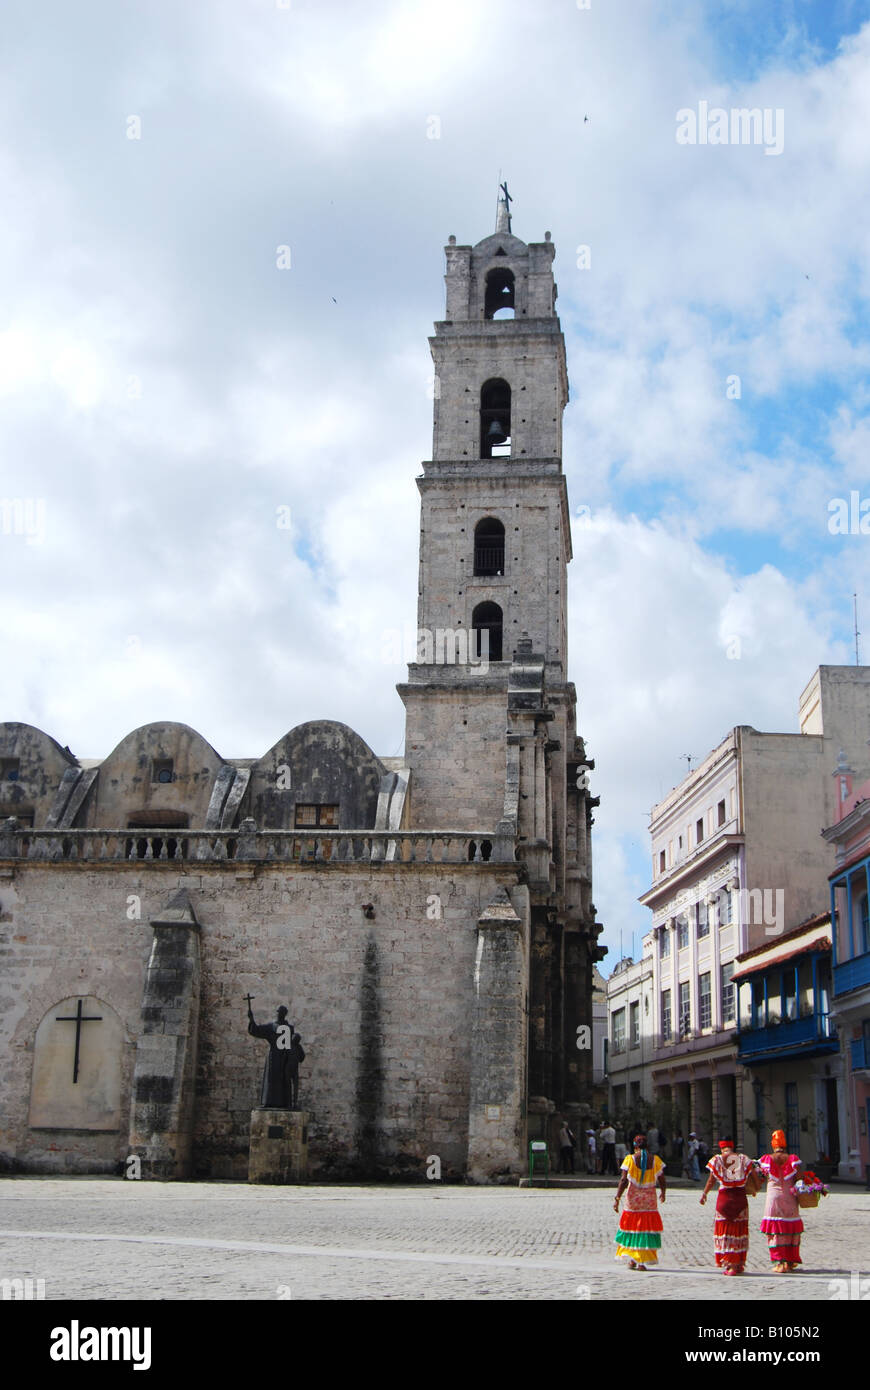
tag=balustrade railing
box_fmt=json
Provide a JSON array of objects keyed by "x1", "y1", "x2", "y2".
[{"x1": 0, "y1": 826, "x2": 513, "y2": 866}]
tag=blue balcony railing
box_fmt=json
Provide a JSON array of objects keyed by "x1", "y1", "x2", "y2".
[
  {"x1": 737, "y1": 1013, "x2": 838, "y2": 1062},
  {"x1": 851, "y1": 1037, "x2": 869, "y2": 1071},
  {"x1": 833, "y1": 953, "x2": 870, "y2": 998}
]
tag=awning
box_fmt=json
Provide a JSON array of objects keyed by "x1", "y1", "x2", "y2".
[{"x1": 732, "y1": 929, "x2": 831, "y2": 981}]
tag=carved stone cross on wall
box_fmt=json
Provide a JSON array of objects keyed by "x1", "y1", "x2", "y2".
[{"x1": 55, "y1": 998, "x2": 103, "y2": 1083}]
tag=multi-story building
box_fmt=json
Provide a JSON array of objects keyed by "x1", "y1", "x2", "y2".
[
  {"x1": 732, "y1": 914, "x2": 839, "y2": 1162},
  {"x1": 606, "y1": 949, "x2": 654, "y2": 1121},
  {"x1": 639, "y1": 666, "x2": 870, "y2": 1150},
  {"x1": 823, "y1": 756, "x2": 870, "y2": 1181},
  {"x1": 590, "y1": 964, "x2": 608, "y2": 1106}
]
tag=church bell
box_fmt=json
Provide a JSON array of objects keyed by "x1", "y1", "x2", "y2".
[{"x1": 486, "y1": 419, "x2": 509, "y2": 445}]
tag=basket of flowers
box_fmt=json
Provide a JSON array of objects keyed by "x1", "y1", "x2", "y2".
[{"x1": 795, "y1": 1171, "x2": 829, "y2": 1208}]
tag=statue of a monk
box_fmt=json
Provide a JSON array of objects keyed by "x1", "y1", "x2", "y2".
[{"x1": 247, "y1": 1004, "x2": 294, "y2": 1109}]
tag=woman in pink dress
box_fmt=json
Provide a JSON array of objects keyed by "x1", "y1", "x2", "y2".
[{"x1": 757, "y1": 1129, "x2": 804, "y2": 1272}]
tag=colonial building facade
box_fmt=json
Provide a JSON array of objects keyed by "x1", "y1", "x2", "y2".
[
  {"x1": 605, "y1": 950, "x2": 654, "y2": 1119},
  {"x1": 732, "y1": 914, "x2": 839, "y2": 1164},
  {"x1": 638, "y1": 665, "x2": 870, "y2": 1161},
  {"x1": 0, "y1": 195, "x2": 605, "y2": 1181},
  {"x1": 823, "y1": 757, "x2": 870, "y2": 1181}
]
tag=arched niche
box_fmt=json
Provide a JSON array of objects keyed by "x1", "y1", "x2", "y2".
[
  {"x1": 29, "y1": 996, "x2": 124, "y2": 1131},
  {"x1": 473, "y1": 517, "x2": 505, "y2": 575},
  {"x1": 480, "y1": 379, "x2": 511, "y2": 459},
  {"x1": 484, "y1": 267, "x2": 515, "y2": 320},
  {"x1": 471, "y1": 602, "x2": 504, "y2": 662}
]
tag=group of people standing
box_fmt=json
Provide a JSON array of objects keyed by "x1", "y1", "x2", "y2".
[
  {"x1": 558, "y1": 1120, "x2": 670, "y2": 1175},
  {"x1": 613, "y1": 1129, "x2": 808, "y2": 1274}
]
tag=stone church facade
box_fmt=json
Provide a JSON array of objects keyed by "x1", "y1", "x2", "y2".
[{"x1": 0, "y1": 196, "x2": 605, "y2": 1182}]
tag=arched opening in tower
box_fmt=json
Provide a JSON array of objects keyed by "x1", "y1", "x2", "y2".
[
  {"x1": 473, "y1": 517, "x2": 505, "y2": 576},
  {"x1": 480, "y1": 379, "x2": 511, "y2": 458},
  {"x1": 484, "y1": 268, "x2": 515, "y2": 320},
  {"x1": 472, "y1": 601, "x2": 503, "y2": 662}
]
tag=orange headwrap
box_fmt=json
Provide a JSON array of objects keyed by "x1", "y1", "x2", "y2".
[{"x1": 771, "y1": 1130, "x2": 787, "y2": 1150}]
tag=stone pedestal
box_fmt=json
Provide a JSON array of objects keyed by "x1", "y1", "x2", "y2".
[{"x1": 248, "y1": 1109, "x2": 309, "y2": 1184}]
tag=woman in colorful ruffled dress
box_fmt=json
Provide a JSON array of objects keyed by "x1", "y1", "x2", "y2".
[
  {"x1": 757, "y1": 1129, "x2": 804, "y2": 1272},
  {"x1": 613, "y1": 1134, "x2": 667, "y2": 1269},
  {"x1": 699, "y1": 1137, "x2": 757, "y2": 1275}
]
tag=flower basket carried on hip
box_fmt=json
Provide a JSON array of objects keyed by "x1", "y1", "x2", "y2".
[{"x1": 795, "y1": 1171, "x2": 828, "y2": 1209}]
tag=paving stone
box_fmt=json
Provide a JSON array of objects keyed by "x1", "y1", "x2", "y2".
[{"x1": 0, "y1": 1179, "x2": 866, "y2": 1301}]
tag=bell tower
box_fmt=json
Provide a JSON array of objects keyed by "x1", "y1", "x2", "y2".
[
  {"x1": 397, "y1": 188, "x2": 605, "y2": 1132},
  {"x1": 399, "y1": 186, "x2": 573, "y2": 830}
]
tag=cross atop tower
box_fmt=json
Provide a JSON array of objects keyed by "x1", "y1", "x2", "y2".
[{"x1": 496, "y1": 181, "x2": 512, "y2": 234}]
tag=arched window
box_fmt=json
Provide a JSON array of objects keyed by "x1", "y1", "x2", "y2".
[
  {"x1": 484, "y1": 268, "x2": 515, "y2": 320},
  {"x1": 471, "y1": 602, "x2": 503, "y2": 662},
  {"x1": 474, "y1": 517, "x2": 505, "y2": 575},
  {"x1": 480, "y1": 379, "x2": 511, "y2": 458}
]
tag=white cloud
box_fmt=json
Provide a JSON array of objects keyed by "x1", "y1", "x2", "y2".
[{"x1": 0, "y1": 0, "x2": 868, "y2": 975}]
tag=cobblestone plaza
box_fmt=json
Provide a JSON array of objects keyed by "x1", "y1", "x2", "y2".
[{"x1": 1, "y1": 1178, "x2": 867, "y2": 1302}]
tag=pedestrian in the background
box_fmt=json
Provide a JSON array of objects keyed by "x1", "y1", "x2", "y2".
[
  {"x1": 558, "y1": 1120, "x2": 577, "y2": 1174},
  {"x1": 613, "y1": 1134, "x2": 667, "y2": 1270},
  {"x1": 646, "y1": 1124, "x2": 660, "y2": 1156},
  {"x1": 586, "y1": 1129, "x2": 597, "y2": 1174},
  {"x1": 615, "y1": 1138, "x2": 627, "y2": 1168},
  {"x1": 673, "y1": 1131, "x2": 684, "y2": 1167},
  {"x1": 687, "y1": 1132, "x2": 701, "y2": 1182},
  {"x1": 601, "y1": 1121, "x2": 617, "y2": 1175}
]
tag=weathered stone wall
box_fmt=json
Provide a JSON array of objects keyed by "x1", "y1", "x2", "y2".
[
  {"x1": 0, "y1": 865, "x2": 146, "y2": 1173},
  {"x1": 245, "y1": 721, "x2": 385, "y2": 831},
  {"x1": 0, "y1": 723, "x2": 78, "y2": 827},
  {"x1": 415, "y1": 473, "x2": 569, "y2": 668},
  {"x1": 0, "y1": 862, "x2": 528, "y2": 1180},
  {"x1": 86, "y1": 723, "x2": 224, "y2": 829},
  {"x1": 400, "y1": 684, "x2": 508, "y2": 831}
]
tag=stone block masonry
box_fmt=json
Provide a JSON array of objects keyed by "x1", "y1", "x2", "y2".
[{"x1": 0, "y1": 860, "x2": 529, "y2": 1182}]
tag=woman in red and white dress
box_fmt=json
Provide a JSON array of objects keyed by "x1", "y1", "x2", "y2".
[{"x1": 700, "y1": 1137, "x2": 756, "y2": 1275}]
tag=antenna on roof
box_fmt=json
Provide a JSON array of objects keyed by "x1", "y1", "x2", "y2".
[
  {"x1": 682, "y1": 754, "x2": 694, "y2": 773},
  {"x1": 854, "y1": 592, "x2": 861, "y2": 666}
]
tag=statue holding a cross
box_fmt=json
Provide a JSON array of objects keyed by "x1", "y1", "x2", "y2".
[{"x1": 245, "y1": 994, "x2": 305, "y2": 1110}]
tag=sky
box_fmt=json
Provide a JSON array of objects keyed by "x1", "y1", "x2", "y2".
[{"x1": 2, "y1": 0, "x2": 870, "y2": 970}]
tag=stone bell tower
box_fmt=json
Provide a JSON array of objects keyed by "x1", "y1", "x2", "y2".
[{"x1": 397, "y1": 187, "x2": 606, "y2": 1132}]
